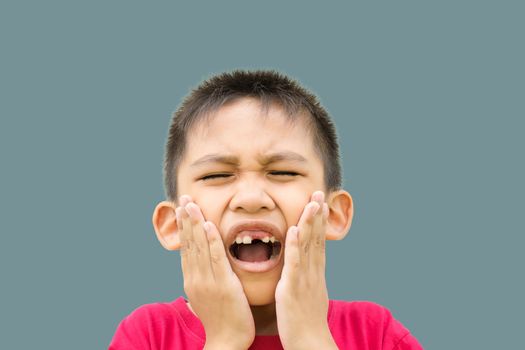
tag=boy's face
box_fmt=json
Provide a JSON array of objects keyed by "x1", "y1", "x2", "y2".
[{"x1": 176, "y1": 97, "x2": 327, "y2": 305}]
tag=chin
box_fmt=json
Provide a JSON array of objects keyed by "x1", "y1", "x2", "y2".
[
  {"x1": 242, "y1": 279, "x2": 278, "y2": 306},
  {"x1": 247, "y1": 293, "x2": 276, "y2": 306}
]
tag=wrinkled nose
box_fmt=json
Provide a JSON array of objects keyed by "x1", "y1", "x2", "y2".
[{"x1": 229, "y1": 174, "x2": 275, "y2": 213}]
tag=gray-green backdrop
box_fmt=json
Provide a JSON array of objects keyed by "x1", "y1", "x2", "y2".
[{"x1": 1, "y1": 1, "x2": 523, "y2": 349}]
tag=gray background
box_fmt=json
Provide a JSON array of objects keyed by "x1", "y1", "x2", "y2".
[{"x1": 1, "y1": 1, "x2": 523, "y2": 349}]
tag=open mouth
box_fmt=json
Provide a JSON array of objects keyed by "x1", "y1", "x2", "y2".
[{"x1": 229, "y1": 238, "x2": 282, "y2": 263}]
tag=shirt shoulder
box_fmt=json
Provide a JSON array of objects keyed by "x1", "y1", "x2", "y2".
[
  {"x1": 328, "y1": 300, "x2": 423, "y2": 350},
  {"x1": 108, "y1": 298, "x2": 205, "y2": 350}
]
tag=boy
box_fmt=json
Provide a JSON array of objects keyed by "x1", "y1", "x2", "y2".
[{"x1": 109, "y1": 70, "x2": 423, "y2": 349}]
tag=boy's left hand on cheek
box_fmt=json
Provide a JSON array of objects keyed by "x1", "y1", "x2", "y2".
[{"x1": 275, "y1": 191, "x2": 338, "y2": 350}]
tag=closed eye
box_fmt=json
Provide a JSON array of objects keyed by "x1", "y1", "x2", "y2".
[
  {"x1": 200, "y1": 173, "x2": 232, "y2": 181},
  {"x1": 199, "y1": 171, "x2": 299, "y2": 181},
  {"x1": 269, "y1": 171, "x2": 299, "y2": 176}
]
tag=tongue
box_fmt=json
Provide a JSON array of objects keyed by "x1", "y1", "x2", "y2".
[{"x1": 237, "y1": 241, "x2": 271, "y2": 262}]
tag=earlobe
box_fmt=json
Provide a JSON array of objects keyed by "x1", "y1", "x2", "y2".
[
  {"x1": 325, "y1": 190, "x2": 354, "y2": 240},
  {"x1": 152, "y1": 201, "x2": 181, "y2": 251}
]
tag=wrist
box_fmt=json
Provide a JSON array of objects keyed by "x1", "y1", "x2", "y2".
[
  {"x1": 285, "y1": 328, "x2": 338, "y2": 350},
  {"x1": 204, "y1": 343, "x2": 246, "y2": 350},
  {"x1": 204, "y1": 337, "x2": 248, "y2": 350}
]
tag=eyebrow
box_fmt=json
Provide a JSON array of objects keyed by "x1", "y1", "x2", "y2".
[{"x1": 190, "y1": 151, "x2": 308, "y2": 168}]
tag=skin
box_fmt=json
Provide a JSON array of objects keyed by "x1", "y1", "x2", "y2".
[{"x1": 153, "y1": 97, "x2": 353, "y2": 349}]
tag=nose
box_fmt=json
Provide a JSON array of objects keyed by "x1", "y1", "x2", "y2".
[{"x1": 229, "y1": 173, "x2": 275, "y2": 213}]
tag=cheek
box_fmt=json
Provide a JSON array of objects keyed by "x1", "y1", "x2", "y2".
[
  {"x1": 193, "y1": 194, "x2": 226, "y2": 223},
  {"x1": 287, "y1": 203, "x2": 308, "y2": 225},
  {"x1": 200, "y1": 205, "x2": 221, "y2": 221},
  {"x1": 276, "y1": 195, "x2": 310, "y2": 226},
  {"x1": 271, "y1": 187, "x2": 312, "y2": 224}
]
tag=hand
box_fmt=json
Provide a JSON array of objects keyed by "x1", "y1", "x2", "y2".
[
  {"x1": 176, "y1": 195, "x2": 255, "y2": 350},
  {"x1": 275, "y1": 191, "x2": 338, "y2": 350}
]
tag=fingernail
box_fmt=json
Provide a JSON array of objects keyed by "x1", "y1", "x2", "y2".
[
  {"x1": 203, "y1": 221, "x2": 212, "y2": 233},
  {"x1": 185, "y1": 202, "x2": 203, "y2": 220},
  {"x1": 310, "y1": 202, "x2": 320, "y2": 216},
  {"x1": 179, "y1": 205, "x2": 189, "y2": 218},
  {"x1": 179, "y1": 195, "x2": 191, "y2": 206},
  {"x1": 184, "y1": 202, "x2": 195, "y2": 216},
  {"x1": 312, "y1": 191, "x2": 324, "y2": 204}
]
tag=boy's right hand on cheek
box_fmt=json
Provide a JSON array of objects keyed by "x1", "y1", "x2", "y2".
[{"x1": 176, "y1": 196, "x2": 255, "y2": 350}]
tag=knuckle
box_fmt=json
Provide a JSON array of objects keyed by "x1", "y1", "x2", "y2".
[
  {"x1": 314, "y1": 237, "x2": 325, "y2": 249},
  {"x1": 193, "y1": 245, "x2": 201, "y2": 256},
  {"x1": 210, "y1": 252, "x2": 222, "y2": 264},
  {"x1": 207, "y1": 232, "x2": 218, "y2": 244},
  {"x1": 291, "y1": 261, "x2": 300, "y2": 270},
  {"x1": 180, "y1": 241, "x2": 192, "y2": 254},
  {"x1": 288, "y1": 258, "x2": 300, "y2": 269},
  {"x1": 302, "y1": 243, "x2": 310, "y2": 254}
]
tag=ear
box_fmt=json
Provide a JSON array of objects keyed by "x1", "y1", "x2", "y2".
[
  {"x1": 152, "y1": 201, "x2": 181, "y2": 251},
  {"x1": 325, "y1": 190, "x2": 354, "y2": 240}
]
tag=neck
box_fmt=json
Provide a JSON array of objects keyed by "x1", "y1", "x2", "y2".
[
  {"x1": 251, "y1": 302, "x2": 278, "y2": 335},
  {"x1": 186, "y1": 300, "x2": 279, "y2": 336}
]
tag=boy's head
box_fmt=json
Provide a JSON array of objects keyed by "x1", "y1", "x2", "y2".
[
  {"x1": 163, "y1": 70, "x2": 342, "y2": 201},
  {"x1": 153, "y1": 70, "x2": 353, "y2": 305}
]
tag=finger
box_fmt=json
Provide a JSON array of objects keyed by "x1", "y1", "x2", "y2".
[
  {"x1": 296, "y1": 201, "x2": 320, "y2": 255},
  {"x1": 178, "y1": 205, "x2": 196, "y2": 283},
  {"x1": 176, "y1": 195, "x2": 192, "y2": 241},
  {"x1": 311, "y1": 191, "x2": 326, "y2": 251},
  {"x1": 184, "y1": 202, "x2": 213, "y2": 278},
  {"x1": 178, "y1": 195, "x2": 192, "y2": 207},
  {"x1": 185, "y1": 202, "x2": 209, "y2": 250},
  {"x1": 311, "y1": 190, "x2": 324, "y2": 203},
  {"x1": 203, "y1": 221, "x2": 233, "y2": 281},
  {"x1": 312, "y1": 203, "x2": 329, "y2": 274},
  {"x1": 282, "y1": 225, "x2": 300, "y2": 281},
  {"x1": 178, "y1": 205, "x2": 193, "y2": 253},
  {"x1": 175, "y1": 206, "x2": 183, "y2": 232},
  {"x1": 304, "y1": 199, "x2": 324, "y2": 271}
]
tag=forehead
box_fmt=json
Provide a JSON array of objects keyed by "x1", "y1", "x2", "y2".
[
  {"x1": 183, "y1": 98, "x2": 319, "y2": 165},
  {"x1": 193, "y1": 97, "x2": 310, "y2": 137}
]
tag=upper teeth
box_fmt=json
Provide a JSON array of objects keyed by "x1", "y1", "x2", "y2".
[{"x1": 234, "y1": 236, "x2": 276, "y2": 244}]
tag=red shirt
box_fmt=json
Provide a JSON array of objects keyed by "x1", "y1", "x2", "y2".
[{"x1": 109, "y1": 297, "x2": 423, "y2": 349}]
